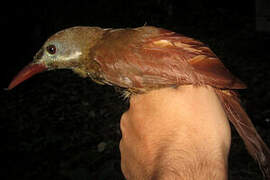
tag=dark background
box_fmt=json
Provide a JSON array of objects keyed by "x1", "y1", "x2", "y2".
[{"x1": 1, "y1": 0, "x2": 270, "y2": 179}]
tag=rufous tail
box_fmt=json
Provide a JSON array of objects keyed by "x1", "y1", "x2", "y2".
[{"x1": 215, "y1": 89, "x2": 270, "y2": 179}]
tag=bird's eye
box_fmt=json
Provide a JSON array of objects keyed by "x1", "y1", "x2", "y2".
[{"x1": 46, "y1": 45, "x2": 57, "y2": 54}]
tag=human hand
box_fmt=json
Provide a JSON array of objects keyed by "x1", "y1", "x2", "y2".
[{"x1": 119, "y1": 85, "x2": 231, "y2": 180}]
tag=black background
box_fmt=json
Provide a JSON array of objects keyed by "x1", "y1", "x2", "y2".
[{"x1": 1, "y1": 0, "x2": 270, "y2": 179}]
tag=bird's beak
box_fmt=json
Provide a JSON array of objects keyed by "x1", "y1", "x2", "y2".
[{"x1": 8, "y1": 63, "x2": 48, "y2": 90}]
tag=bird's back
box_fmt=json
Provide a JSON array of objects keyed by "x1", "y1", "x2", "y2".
[{"x1": 88, "y1": 26, "x2": 246, "y2": 92}]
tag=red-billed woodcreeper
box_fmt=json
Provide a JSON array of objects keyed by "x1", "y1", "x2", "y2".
[{"x1": 8, "y1": 26, "x2": 270, "y2": 178}]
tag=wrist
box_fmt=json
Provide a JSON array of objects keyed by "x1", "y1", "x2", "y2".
[{"x1": 151, "y1": 131, "x2": 229, "y2": 180}]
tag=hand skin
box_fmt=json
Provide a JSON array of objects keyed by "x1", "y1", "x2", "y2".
[{"x1": 119, "y1": 85, "x2": 231, "y2": 180}]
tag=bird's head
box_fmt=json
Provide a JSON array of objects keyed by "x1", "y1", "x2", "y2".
[{"x1": 8, "y1": 26, "x2": 104, "y2": 90}]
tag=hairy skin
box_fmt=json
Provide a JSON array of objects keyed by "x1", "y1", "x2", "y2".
[{"x1": 120, "y1": 85, "x2": 231, "y2": 180}]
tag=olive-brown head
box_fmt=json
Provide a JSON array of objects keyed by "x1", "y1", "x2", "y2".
[{"x1": 8, "y1": 26, "x2": 105, "y2": 90}]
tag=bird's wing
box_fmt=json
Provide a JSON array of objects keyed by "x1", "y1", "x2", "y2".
[
  {"x1": 91, "y1": 27, "x2": 246, "y2": 90},
  {"x1": 139, "y1": 29, "x2": 246, "y2": 89}
]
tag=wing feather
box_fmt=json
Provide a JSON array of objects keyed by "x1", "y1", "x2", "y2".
[{"x1": 91, "y1": 26, "x2": 246, "y2": 90}]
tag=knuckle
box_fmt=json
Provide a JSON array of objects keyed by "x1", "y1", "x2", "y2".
[
  {"x1": 119, "y1": 139, "x2": 123, "y2": 151},
  {"x1": 120, "y1": 112, "x2": 128, "y2": 131},
  {"x1": 120, "y1": 156, "x2": 129, "y2": 179}
]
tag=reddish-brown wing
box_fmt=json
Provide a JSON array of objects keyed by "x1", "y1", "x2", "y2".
[{"x1": 91, "y1": 26, "x2": 246, "y2": 91}]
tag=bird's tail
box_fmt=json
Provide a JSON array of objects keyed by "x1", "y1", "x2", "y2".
[{"x1": 215, "y1": 89, "x2": 270, "y2": 179}]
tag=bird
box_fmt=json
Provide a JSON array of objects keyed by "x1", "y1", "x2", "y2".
[{"x1": 8, "y1": 26, "x2": 270, "y2": 178}]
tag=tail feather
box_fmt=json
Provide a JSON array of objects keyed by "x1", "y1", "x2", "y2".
[{"x1": 215, "y1": 89, "x2": 270, "y2": 178}]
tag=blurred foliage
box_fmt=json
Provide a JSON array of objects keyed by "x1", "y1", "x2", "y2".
[{"x1": 1, "y1": 0, "x2": 270, "y2": 179}]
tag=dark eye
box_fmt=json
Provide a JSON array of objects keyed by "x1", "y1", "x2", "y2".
[{"x1": 46, "y1": 45, "x2": 57, "y2": 54}]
